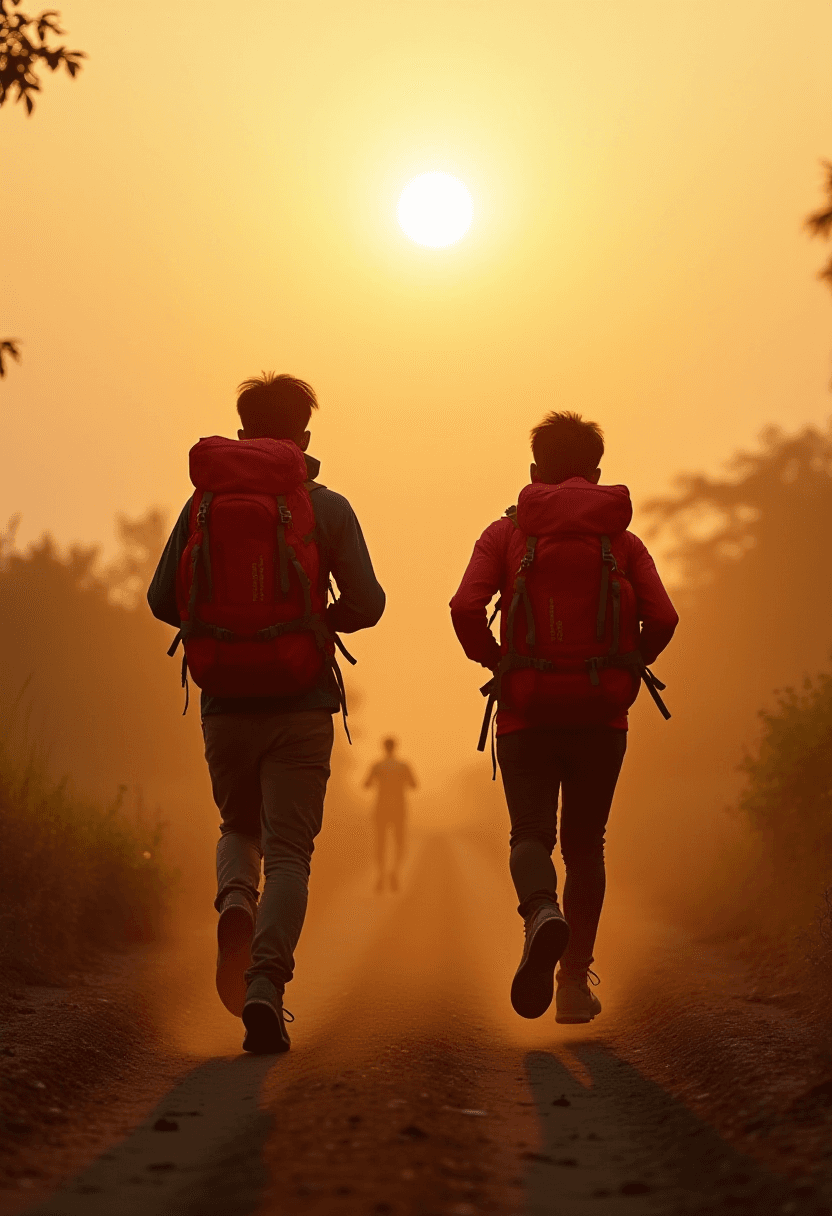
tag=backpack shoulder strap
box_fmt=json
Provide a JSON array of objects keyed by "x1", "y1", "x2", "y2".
[{"x1": 302, "y1": 480, "x2": 325, "y2": 546}]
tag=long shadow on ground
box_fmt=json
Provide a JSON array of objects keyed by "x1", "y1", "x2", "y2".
[
  {"x1": 25, "y1": 1055, "x2": 275, "y2": 1216},
  {"x1": 523, "y1": 1044, "x2": 827, "y2": 1216}
]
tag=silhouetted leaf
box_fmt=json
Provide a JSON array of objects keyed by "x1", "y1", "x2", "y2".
[
  {"x1": 0, "y1": 340, "x2": 22, "y2": 377},
  {"x1": 0, "y1": 3, "x2": 85, "y2": 115},
  {"x1": 807, "y1": 162, "x2": 832, "y2": 239}
]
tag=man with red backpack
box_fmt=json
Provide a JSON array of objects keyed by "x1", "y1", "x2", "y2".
[
  {"x1": 450, "y1": 412, "x2": 677, "y2": 1025},
  {"x1": 148, "y1": 373, "x2": 385, "y2": 1053}
]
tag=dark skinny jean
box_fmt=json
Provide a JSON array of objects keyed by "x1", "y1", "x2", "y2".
[{"x1": 496, "y1": 726, "x2": 627, "y2": 977}]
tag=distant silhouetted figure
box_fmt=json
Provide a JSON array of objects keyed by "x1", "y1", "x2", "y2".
[
  {"x1": 148, "y1": 373, "x2": 385, "y2": 1054},
  {"x1": 364, "y1": 737, "x2": 417, "y2": 893},
  {"x1": 450, "y1": 411, "x2": 677, "y2": 1025}
]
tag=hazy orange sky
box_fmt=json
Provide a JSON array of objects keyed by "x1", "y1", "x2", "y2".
[{"x1": 3, "y1": 0, "x2": 832, "y2": 789}]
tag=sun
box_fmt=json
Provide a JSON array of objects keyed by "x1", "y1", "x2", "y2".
[{"x1": 397, "y1": 173, "x2": 473, "y2": 248}]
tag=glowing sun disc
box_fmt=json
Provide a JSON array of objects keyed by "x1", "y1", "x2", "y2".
[{"x1": 397, "y1": 173, "x2": 473, "y2": 248}]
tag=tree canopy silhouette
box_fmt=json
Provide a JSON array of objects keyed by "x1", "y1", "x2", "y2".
[
  {"x1": 0, "y1": 0, "x2": 84, "y2": 115},
  {"x1": 807, "y1": 160, "x2": 832, "y2": 289},
  {"x1": 1, "y1": 3, "x2": 85, "y2": 376},
  {"x1": 643, "y1": 422, "x2": 832, "y2": 596}
]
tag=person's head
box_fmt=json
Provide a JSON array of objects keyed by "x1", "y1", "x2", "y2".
[
  {"x1": 530, "y1": 410, "x2": 604, "y2": 485},
  {"x1": 236, "y1": 372, "x2": 318, "y2": 449},
  {"x1": 382, "y1": 736, "x2": 397, "y2": 756}
]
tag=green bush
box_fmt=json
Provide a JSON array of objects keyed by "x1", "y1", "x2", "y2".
[
  {"x1": 0, "y1": 731, "x2": 173, "y2": 981},
  {"x1": 739, "y1": 668, "x2": 832, "y2": 905}
]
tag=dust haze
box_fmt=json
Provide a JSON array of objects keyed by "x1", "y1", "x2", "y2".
[{"x1": 3, "y1": 0, "x2": 832, "y2": 1127}]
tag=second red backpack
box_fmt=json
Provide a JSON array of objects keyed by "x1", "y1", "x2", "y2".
[
  {"x1": 479, "y1": 480, "x2": 664, "y2": 749},
  {"x1": 171, "y1": 436, "x2": 335, "y2": 700}
]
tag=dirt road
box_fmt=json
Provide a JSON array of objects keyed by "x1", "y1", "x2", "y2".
[{"x1": 10, "y1": 834, "x2": 829, "y2": 1215}]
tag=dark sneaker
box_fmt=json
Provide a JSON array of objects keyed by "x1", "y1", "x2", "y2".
[
  {"x1": 510, "y1": 902, "x2": 571, "y2": 1019},
  {"x1": 242, "y1": 976, "x2": 292, "y2": 1054},
  {"x1": 216, "y1": 892, "x2": 255, "y2": 1018},
  {"x1": 555, "y1": 970, "x2": 602, "y2": 1024}
]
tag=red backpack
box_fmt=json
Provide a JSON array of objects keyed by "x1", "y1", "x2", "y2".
[
  {"x1": 478, "y1": 480, "x2": 669, "y2": 755},
  {"x1": 168, "y1": 436, "x2": 351, "y2": 715}
]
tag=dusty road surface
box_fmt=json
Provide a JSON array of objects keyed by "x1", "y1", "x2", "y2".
[{"x1": 6, "y1": 833, "x2": 829, "y2": 1216}]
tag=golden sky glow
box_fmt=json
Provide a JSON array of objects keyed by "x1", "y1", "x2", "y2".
[{"x1": 3, "y1": 0, "x2": 832, "y2": 790}]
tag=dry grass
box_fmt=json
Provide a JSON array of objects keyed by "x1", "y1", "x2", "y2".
[{"x1": 0, "y1": 727, "x2": 173, "y2": 982}]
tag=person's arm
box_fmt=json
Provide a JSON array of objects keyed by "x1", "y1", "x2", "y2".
[
  {"x1": 404, "y1": 764, "x2": 417, "y2": 790},
  {"x1": 319, "y1": 492, "x2": 386, "y2": 634},
  {"x1": 147, "y1": 500, "x2": 191, "y2": 628},
  {"x1": 626, "y1": 533, "x2": 679, "y2": 665},
  {"x1": 363, "y1": 764, "x2": 378, "y2": 790},
  {"x1": 449, "y1": 520, "x2": 508, "y2": 670}
]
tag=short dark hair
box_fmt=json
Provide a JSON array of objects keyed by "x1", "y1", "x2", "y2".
[
  {"x1": 236, "y1": 372, "x2": 318, "y2": 440},
  {"x1": 383, "y1": 736, "x2": 397, "y2": 751},
  {"x1": 530, "y1": 411, "x2": 604, "y2": 483}
]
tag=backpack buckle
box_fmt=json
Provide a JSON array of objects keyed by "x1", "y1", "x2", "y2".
[
  {"x1": 278, "y1": 505, "x2": 292, "y2": 525},
  {"x1": 601, "y1": 537, "x2": 618, "y2": 570},
  {"x1": 519, "y1": 536, "x2": 537, "y2": 570},
  {"x1": 196, "y1": 490, "x2": 213, "y2": 528}
]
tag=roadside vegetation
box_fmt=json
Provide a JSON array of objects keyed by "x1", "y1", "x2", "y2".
[
  {"x1": 738, "y1": 668, "x2": 832, "y2": 915},
  {"x1": 733, "y1": 663, "x2": 832, "y2": 994},
  {"x1": 0, "y1": 511, "x2": 181, "y2": 983},
  {"x1": 0, "y1": 733, "x2": 171, "y2": 980}
]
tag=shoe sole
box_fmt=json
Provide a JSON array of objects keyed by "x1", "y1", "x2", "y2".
[
  {"x1": 510, "y1": 917, "x2": 571, "y2": 1019},
  {"x1": 242, "y1": 1000, "x2": 290, "y2": 1054},
  {"x1": 216, "y1": 906, "x2": 254, "y2": 1018}
]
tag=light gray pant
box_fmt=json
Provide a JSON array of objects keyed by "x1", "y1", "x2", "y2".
[{"x1": 202, "y1": 710, "x2": 334, "y2": 993}]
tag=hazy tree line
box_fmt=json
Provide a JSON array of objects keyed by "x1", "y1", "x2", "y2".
[{"x1": 632, "y1": 425, "x2": 832, "y2": 928}]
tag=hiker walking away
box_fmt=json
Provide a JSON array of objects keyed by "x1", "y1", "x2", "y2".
[
  {"x1": 363, "y1": 737, "x2": 417, "y2": 893},
  {"x1": 450, "y1": 412, "x2": 677, "y2": 1025},
  {"x1": 148, "y1": 373, "x2": 385, "y2": 1053}
]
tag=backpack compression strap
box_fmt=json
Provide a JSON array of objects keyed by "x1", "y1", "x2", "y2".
[
  {"x1": 599, "y1": 650, "x2": 672, "y2": 720},
  {"x1": 276, "y1": 495, "x2": 292, "y2": 596},
  {"x1": 477, "y1": 532, "x2": 553, "y2": 777},
  {"x1": 596, "y1": 534, "x2": 617, "y2": 641}
]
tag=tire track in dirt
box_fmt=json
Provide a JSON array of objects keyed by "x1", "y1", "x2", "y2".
[
  {"x1": 22, "y1": 834, "x2": 823, "y2": 1216},
  {"x1": 20, "y1": 841, "x2": 428, "y2": 1216}
]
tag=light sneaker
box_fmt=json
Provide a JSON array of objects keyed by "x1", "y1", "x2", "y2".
[
  {"x1": 555, "y1": 970, "x2": 602, "y2": 1024},
  {"x1": 216, "y1": 892, "x2": 255, "y2": 1018},
  {"x1": 242, "y1": 976, "x2": 292, "y2": 1054},
  {"x1": 510, "y1": 902, "x2": 571, "y2": 1019}
]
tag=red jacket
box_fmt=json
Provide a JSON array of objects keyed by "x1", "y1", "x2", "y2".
[{"x1": 449, "y1": 478, "x2": 679, "y2": 733}]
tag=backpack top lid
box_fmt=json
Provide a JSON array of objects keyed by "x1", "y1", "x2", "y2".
[
  {"x1": 516, "y1": 478, "x2": 632, "y2": 537},
  {"x1": 189, "y1": 436, "x2": 307, "y2": 494}
]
